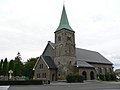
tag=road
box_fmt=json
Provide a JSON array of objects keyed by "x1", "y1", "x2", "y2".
[{"x1": 8, "y1": 81, "x2": 120, "y2": 90}]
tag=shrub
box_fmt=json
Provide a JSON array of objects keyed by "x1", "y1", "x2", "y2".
[
  {"x1": 110, "y1": 73, "x2": 117, "y2": 81},
  {"x1": 98, "y1": 73, "x2": 117, "y2": 81},
  {"x1": 66, "y1": 73, "x2": 84, "y2": 83},
  {"x1": 98, "y1": 74, "x2": 105, "y2": 81},
  {"x1": 105, "y1": 73, "x2": 111, "y2": 81}
]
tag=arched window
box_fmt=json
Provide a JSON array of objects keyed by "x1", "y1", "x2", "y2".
[
  {"x1": 109, "y1": 68, "x2": 112, "y2": 73},
  {"x1": 98, "y1": 67, "x2": 102, "y2": 74},
  {"x1": 104, "y1": 68, "x2": 107, "y2": 74},
  {"x1": 44, "y1": 73, "x2": 46, "y2": 78},
  {"x1": 37, "y1": 73, "x2": 41, "y2": 78},
  {"x1": 40, "y1": 64, "x2": 43, "y2": 69},
  {"x1": 58, "y1": 62, "x2": 60, "y2": 65},
  {"x1": 58, "y1": 36, "x2": 61, "y2": 41},
  {"x1": 41, "y1": 64, "x2": 43, "y2": 69}
]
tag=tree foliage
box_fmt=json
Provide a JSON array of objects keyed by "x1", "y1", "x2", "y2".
[
  {"x1": 2, "y1": 58, "x2": 8, "y2": 76},
  {"x1": 0, "y1": 59, "x2": 3, "y2": 75},
  {"x1": 23, "y1": 58, "x2": 37, "y2": 79},
  {"x1": 98, "y1": 73, "x2": 117, "y2": 81},
  {"x1": 66, "y1": 73, "x2": 84, "y2": 83},
  {"x1": 0, "y1": 52, "x2": 37, "y2": 79},
  {"x1": 13, "y1": 52, "x2": 24, "y2": 76},
  {"x1": 8, "y1": 60, "x2": 14, "y2": 71}
]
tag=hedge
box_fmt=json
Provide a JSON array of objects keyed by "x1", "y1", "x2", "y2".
[
  {"x1": 66, "y1": 73, "x2": 84, "y2": 83},
  {"x1": 98, "y1": 73, "x2": 117, "y2": 81},
  {"x1": 0, "y1": 80, "x2": 43, "y2": 85},
  {"x1": 99, "y1": 74, "x2": 105, "y2": 81}
]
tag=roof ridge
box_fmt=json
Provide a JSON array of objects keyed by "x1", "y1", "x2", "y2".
[
  {"x1": 48, "y1": 41, "x2": 54, "y2": 49},
  {"x1": 76, "y1": 47, "x2": 98, "y2": 53}
]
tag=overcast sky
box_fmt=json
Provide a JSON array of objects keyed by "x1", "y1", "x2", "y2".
[{"x1": 0, "y1": 0, "x2": 120, "y2": 69}]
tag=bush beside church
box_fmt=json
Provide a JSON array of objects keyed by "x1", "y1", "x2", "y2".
[
  {"x1": 66, "y1": 73, "x2": 84, "y2": 83},
  {"x1": 98, "y1": 73, "x2": 117, "y2": 81}
]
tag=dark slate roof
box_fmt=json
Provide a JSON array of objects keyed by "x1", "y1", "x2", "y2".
[
  {"x1": 48, "y1": 41, "x2": 55, "y2": 48},
  {"x1": 77, "y1": 60, "x2": 94, "y2": 68},
  {"x1": 76, "y1": 48, "x2": 112, "y2": 64},
  {"x1": 49, "y1": 42, "x2": 112, "y2": 65},
  {"x1": 36, "y1": 41, "x2": 112, "y2": 69},
  {"x1": 42, "y1": 56, "x2": 57, "y2": 69}
]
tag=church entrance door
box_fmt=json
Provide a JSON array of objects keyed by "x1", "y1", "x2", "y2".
[
  {"x1": 82, "y1": 71, "x2": 87, "y2": 80},
  {"x1": 52, "y1": 74, "x2": 55, "y2": 81},
  {"x1": 90, "y1": 71, "x2": 94, "y2": 80}
]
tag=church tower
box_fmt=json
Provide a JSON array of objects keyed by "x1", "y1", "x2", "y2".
[{"x1": 54, "y1": 5, "x2": 76, "y2": 80}]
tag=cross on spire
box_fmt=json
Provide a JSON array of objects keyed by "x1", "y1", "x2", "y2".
[{"x1": 63, "y1": 0, "x2": 65, "y2": 5}]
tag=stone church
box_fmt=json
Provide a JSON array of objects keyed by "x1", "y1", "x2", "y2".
[{"x1": 33, "y1": 5, "x2": 113, "y2": 81}]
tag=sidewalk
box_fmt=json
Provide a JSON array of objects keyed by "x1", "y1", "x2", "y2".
[{"x1": 50, "y1": 80, "x2": 100, "y2": 85}]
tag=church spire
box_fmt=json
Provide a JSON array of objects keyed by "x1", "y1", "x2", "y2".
[{"x1": 56, "y1": 5, "x2": 73, "y2": 31}]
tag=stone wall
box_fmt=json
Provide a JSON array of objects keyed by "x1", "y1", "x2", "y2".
[
  {"x1": 78, "y1": 63, "x2": 113, "y2": 80},
  {"x1": 34, "y1": 57, "x2": 57, "y2": 81},
  {"x1": 54, "y1": 56, "x2": 76, "y2": 80},
  {"x1": 34, "y1": 57, "x2": 49, "y2": 80},
  {"x1": 78, "y1": 68, "x2": 97, "y2": 80},
  {"x1": 90, "y1": 63, "x2": 113, "y2": 74},
  {"x1": 0, "y1": 76, "x2": 25, "y2": 80}
]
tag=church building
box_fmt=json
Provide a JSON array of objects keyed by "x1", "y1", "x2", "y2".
[{"x1": 33, "y1": 5, "x2": 113, "y2": 81}]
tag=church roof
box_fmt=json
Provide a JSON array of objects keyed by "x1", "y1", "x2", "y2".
[
  {"x1": 76, "y1": 48, "x2": 112, "y2": 65},
  {"x1": 77, "y1": 60, "x2": 94, "y2": 68},
  {"x1": 33, "y1": 55, "x2": 57, "y2": 70},
  {"x1": 42, "y1": 56, "x2": 57, "y2": 69},
  {"x1": 56, "y1": 5, "x2": 73, "y2": 32},
  {"x1": 34, "y1": 41, "x2": 112, "y2": 70},
  {"x1": 48, "y1": 42, "x2": 112, "y2": 65}
]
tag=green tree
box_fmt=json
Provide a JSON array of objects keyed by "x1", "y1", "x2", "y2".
[
  {"x1": 15, "y1": 52, "x2": 22, "y2": 62},
  {"x1": 24, "y1": 57, "x2": 37, "y2": 79},
  {"x1": 0, "y1": 59, "x2": 3, "y2": 75},
  {"x1": 8, "y1": 59, "x2": 14, "y2": 71},
  {"x1": 13, "y1": 52, "x2": 24, "y2": 76},
  {"x1": 2, "y1": 58, "x2": 8, "y2": 76}
]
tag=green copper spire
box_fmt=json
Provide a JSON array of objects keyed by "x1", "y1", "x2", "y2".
[{"x1": 56, "y1": 5, "x2": 73, "y2": 31}]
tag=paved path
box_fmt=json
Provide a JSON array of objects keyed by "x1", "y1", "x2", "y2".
[
  {"x1": 0, "y1": 86, "x2": 9, "y2": 90},
  {"x1": 8, "y1": 81, "x2": 120, "y2": 90}
]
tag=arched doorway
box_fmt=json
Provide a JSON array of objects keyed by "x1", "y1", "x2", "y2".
[
  {"x1": 82, "y1": 71, "x2": 87, "y2": 80},
  {"x1": 90, "y1": 71, "x2": 94, "y2": 80},
  {"x1": 52, "y1": 74, "x2": 55, "y2": 81}
]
